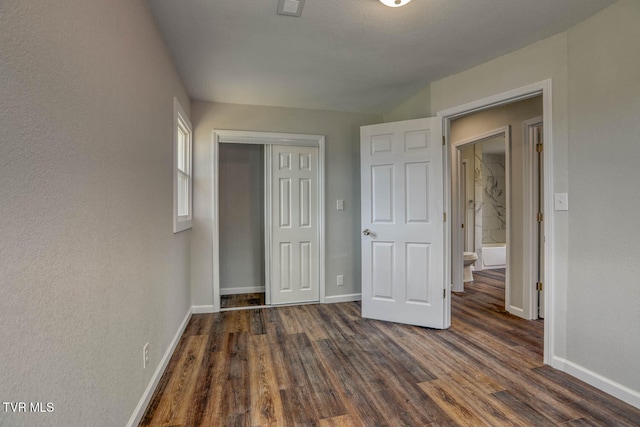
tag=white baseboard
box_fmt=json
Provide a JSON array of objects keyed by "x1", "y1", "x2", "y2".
[
  {"x1": 508, "y1": 305, "x2": 525, "y2": 318},
  {"x1": 323, "y1": 293, "x2": 361, "y2": 303},
  {"x1": 220, "y1": 286, "x2": 265, "y2": 295},
  {"x1": 126, "y1": 308, "x2": 192, "y2": 427},
  {"x1": 553, "y1": 356, "x2": 640, "y2": 409},
  {"x1": 192, "y1": 305, "x2": 215, "y2": 314}
]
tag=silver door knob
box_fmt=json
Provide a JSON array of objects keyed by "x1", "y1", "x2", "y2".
[{"x1": 362, "y1": 229, "x2": 371, "y2": 236}]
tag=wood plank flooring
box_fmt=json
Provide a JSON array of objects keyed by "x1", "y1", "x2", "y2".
[
  {"x1": 221, "y1": 293, "x2": 266, "y2": 309},
  {"x1": 140, "y1": 270, "x2": 640, "y2": 426}
]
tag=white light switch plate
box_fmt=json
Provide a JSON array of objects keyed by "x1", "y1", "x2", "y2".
[
  {"x1": 336, "y1": 200, "x2": 344, "y2": 211},
  {"x1": 554, "y1": 193, "x2": 568, "y2": 211}
]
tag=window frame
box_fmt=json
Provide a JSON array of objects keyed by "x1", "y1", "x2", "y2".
[{"x1": 173, "y1": 98, "x2": 193, "y2": 233}]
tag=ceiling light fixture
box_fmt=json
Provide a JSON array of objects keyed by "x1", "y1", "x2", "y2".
[{"x1": 379, "y1": 0, "x2": 412, "y2": 7}]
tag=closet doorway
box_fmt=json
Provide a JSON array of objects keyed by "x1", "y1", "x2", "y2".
[
  {"x1": 218, "y1": 143, "x2": 266, "y2": 309},
  {"x1": 212, "y1": 130, "x2": 325, "y2": 312}
]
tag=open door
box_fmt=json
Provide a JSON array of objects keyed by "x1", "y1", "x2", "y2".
[{"x1": 360, "y1": 118, "x2": 446, "y2": 328}]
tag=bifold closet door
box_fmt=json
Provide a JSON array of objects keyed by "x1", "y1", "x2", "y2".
[{"x1": 270, "y1": 145, "x2": 319, "y2": 305}]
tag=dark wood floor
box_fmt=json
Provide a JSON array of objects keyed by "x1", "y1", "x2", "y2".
[
  {"x1": 140, "y1": 270, "x2": 640, "y2": 426},
  {"x1": 221, "y1": 293, "x2": 266, "y2": 309}
]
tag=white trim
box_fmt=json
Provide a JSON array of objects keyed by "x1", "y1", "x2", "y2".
[
  {"x1": 211, "y1": 138, "x2": 221, "y2": 312},
  {"x1": 264, "y1": 145, "x2": 272, "y2": 306},
  {"x1": 220, "y1": 286, "x2": 265, "y2": 295},
  {"x1": 552, "y1": 357, "x2": 640, "y2": 409},
  {"x1": 438, "y1": 81, "x2": 546, "y2": 119},
  {"x1": 323, "y1": 293, "x2": 362, "y2": 303},
  {"x1": 211, "y1": 130, "x2": 326, "y2": 313},
  {"x1": 507, "y1": 305, "x2": 524, "y2": 317},
  {"x1": 522, "y1": 116, "x2": 544, "y2": 320},
  {"x1": 215, "y1": 130, "x2": 322, "y2": 147},
  {"x1": 126, "y1": 308, "x2": 192, "y2": 427},
  {"x1": 318, "y1": 138, "x2": 326, "y2": 303},
  {"x1": 438, "y1": 79, "x2": 554, "y2": 365},
  {"x1": 192, "y1": 305, "x2": 215, "y2": 314}
]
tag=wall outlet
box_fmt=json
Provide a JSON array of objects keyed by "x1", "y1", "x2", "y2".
[
  {"x1": 337, "y1": 275, "x2": 344, "y2": 286},
  {"x1": 143, "y1": 343, "x2": 149, "y2": 369}
]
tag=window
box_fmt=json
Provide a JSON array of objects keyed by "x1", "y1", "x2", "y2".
[{"x1": 173, "y1": 98, "x2": 193, "y2": 232}]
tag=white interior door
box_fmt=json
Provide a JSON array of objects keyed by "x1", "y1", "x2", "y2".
[
  {"x1": 270, "y1": 145, "x2": 319, "y2": 305},
  {"x1": 361, "y1": 118, "x2": 446, "y2": 328}
]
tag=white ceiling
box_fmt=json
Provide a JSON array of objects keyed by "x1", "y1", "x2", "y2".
[{"x1": 148, "y1": 0, "x2": 614, "y2": 114}]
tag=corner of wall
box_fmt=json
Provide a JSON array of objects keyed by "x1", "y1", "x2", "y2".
[{"x1": 383, "y1": 83, "x2": 432, "y2": 122}]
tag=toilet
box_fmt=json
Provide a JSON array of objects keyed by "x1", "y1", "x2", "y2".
[{"x1": 463, "y1": 252, "x2": 478, "y2": 282}]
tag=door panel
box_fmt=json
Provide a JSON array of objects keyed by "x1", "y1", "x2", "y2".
[
  {"x1": 271, "y1": 145, "x2": 319, "y2": 304},
  {"x1": 361, "y1": 118, "x2": 445, "y2": 328},
  {"x1": 405, "y1": 162, "x2": 430, "y2": 223},
  {"x1": 372, "y1": 242, "x2": 395, "y2": 300}
]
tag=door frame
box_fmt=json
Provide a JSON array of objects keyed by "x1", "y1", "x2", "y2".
[
  {"x1": 211, "y1": 130, "x2": 326, "y2": 312},
  {"x1": 523, "y1": 116, "x2": 544, "y2": 319},
  {"x1": 451, "y1": 126, "x2": 510, "y2": 300},
  {"x1": 438, "y1": 79, "x2": 553, "y2": 364}
]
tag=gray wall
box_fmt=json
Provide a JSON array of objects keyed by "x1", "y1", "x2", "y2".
[
  {"x1": 0, "y1": 1, "x2": 191, "y2": 426},
  {"x1": 566, "y1": 0, "x2": 640, "y2": 393},
  {"x1": 191, "y1": 101, "x2": 381, "y2": 306},
  {"x1": 384, "y1": 0, "x2": 640, "y2": 403},
  {"x1": 219, "y1": 144, "x2": 265, "y2": 291}
]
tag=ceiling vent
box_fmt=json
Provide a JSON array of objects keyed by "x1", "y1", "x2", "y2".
[{"x1": 277, "y1": 0, "x2": 305, "y2": 17}]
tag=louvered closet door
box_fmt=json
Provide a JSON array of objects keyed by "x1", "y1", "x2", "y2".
[{"x1": 271, "y1": 145, "x2": 319, "y2": 305}]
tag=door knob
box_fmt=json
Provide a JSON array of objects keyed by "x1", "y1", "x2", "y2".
[{"x1": 362, "y1": 229, "x2": 371, "y2": 236}]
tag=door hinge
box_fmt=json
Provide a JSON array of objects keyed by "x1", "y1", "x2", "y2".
[
  {"x1": 442, "y1": 135, "x2": 446, "y2": 146},
  {"x1": 461, "y1": 223, "x2": 464, "y2": 229},
  {"x1": 536, "y1": 282, "x2": 543, "y2": 291},
  {"x1": 536, "y1": 212, "x2": 544, "y2": 222},
  {"x1": 536, "y1": 143, "x2": 543, "y2": 153},
  {"x1": 443, "y1": 288, "x2": 447, "y2": 299},
  {"x1": 443, "y1": 212, "x2": 447, "y2": 222}
]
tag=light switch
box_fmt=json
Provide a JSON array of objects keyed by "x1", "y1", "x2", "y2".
[
  {"x1": 336, "y1": 200, "x2": 344, "y2": 211},
  {"x1": 554, "y1": 193, "x2": 568, "y2": 211}
]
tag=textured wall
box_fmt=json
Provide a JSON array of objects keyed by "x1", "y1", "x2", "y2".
[
  {"x1": 0, "y1": 1, "x2": 191, "y2": 426},
  {"x1": 191, "y1": 101, "x2": 380, "y2": 305},
  {"x1": 566, "y1": 0, "x2": 640, "y2": 392}
]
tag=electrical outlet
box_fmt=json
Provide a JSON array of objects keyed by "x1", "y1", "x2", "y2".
[
  {"x1": 337, "y1": 275, "x2": 344, "y2": 286},
  {"x1": 143, "y1": 343, "x2": 149, "y2": 369}
]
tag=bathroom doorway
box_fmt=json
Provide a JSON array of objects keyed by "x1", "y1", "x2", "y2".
[
  {"x1": 453, "y1": 128, "x2": 510, "y2": 311},
  {"x1": 449, "y1": 96, "x2": 544, "y2": 320}
]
